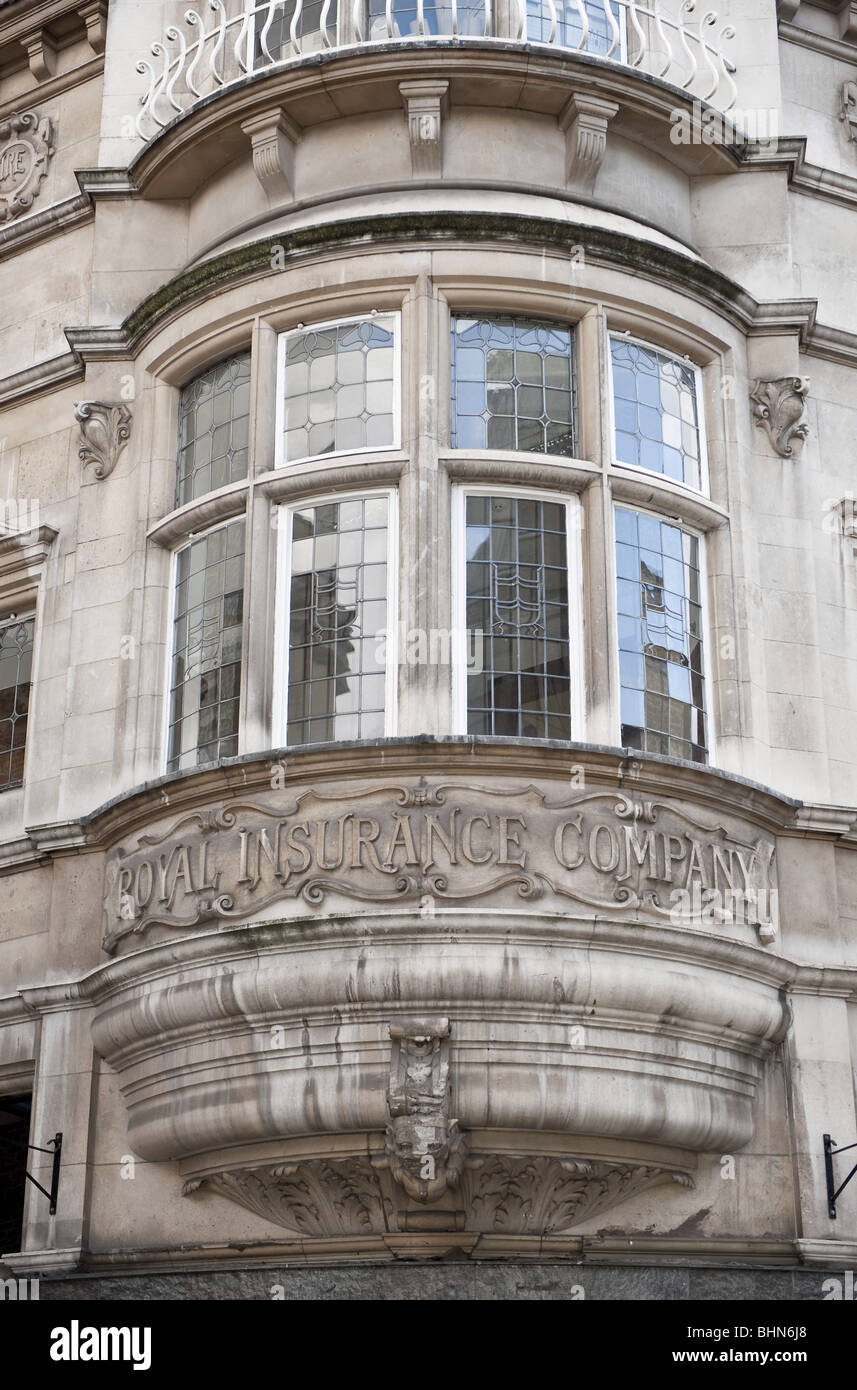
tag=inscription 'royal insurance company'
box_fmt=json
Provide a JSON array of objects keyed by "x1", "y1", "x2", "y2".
[{"x1": 104, "y1": 782, "x2": 778, "y2": 951}]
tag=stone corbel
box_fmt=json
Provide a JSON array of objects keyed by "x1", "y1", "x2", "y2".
[
  {"x1": 559, "y1": 94, "x2": 619, "y2": 195},
  {"x1": 775, "y1": 0, "x2": 801, "y2": 20},
  {"x1": 840, "y1": 81, "x2": 857, "y2": 143},
  {"x1": 749, "y1": 377, "x2": 810, "y2": 457},
  {"x1": 399, "y1": 80, "x2": 449, "y2": 178},
  {"x1": 240, "y1": 108, "x2": 301, "y2": 200},
  {"x1": 378, "y1": 1016, "x2": 468, "y2": 1203},
  {"x1": 19, "y1": 28, "x2": 57, "y2": 82},
  {"x1": 75, "y1": 402, "x2": 133, "y2": 480},
  {"x1": 839, "y1": 3, "x2": 857, "y2": 41},
  {"x1": 78, "y1": 1, "x2": 108, "y2": 55}
]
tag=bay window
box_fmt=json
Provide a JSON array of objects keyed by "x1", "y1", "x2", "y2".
[
  {"x1": 176, "y1": 354, "x2": 251, "y2": 507},
  {"x1": 609, "y1": 335, "x2": 706, "y2": 493},
  {"x1": 450, "y1": 316, "x2": 576, "y2": 456}
]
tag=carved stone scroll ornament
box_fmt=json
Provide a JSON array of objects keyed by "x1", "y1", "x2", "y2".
[
  {"x1": 841, "y1": 81, "x2": 857, "y2": 145},
  {"x1": 377, "y1": 1017, "x2": 468, "y2": 1203},
  {"x1": 183, "y1": 1154, "x2": 692, "y2": 1236},
  {"x1": 749, "y1": 377, "x2": 810, "y2": 458},
  {"x1": 0, "y1": 112, "x2": 54, "y2": 222},
  {"x1": 75, "y1": 402, "x2": 133, "y2": 480}
]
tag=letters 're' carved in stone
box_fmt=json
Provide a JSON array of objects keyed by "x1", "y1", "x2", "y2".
[
  {"x1": 749, "y1": 377, "x2": 810, "y2": 458},
  {"x1": 0, "y1": 112, "x2": 54, "y2": 222},
  {"x1": 559, "y1": 94, "x2": 619, "y2": 194},
  {"x1": 380, "y1": 1017, "x2": 468, "y2": 1203},
  {"x1": 241, "y1": 107, "x2": 301, "y2": 200},
  {"x1": 399, "y1": 81, "x2": 448, "y2": 179},
  {"x1": 75, "y1": 402, "x2": 133, "y2": 480}
]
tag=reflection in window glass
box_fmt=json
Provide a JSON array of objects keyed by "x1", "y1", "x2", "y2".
[
  {"x1": 465, "y1": 495, "x2": 571, "y2": 739},
  {"x1": 527, "y1": 0, "x2": 613, "y2": 55},
  {"x1": 610, "y1": 338, "x2": 703, "y2": 491},
  {"x1": 254, "y1": 0, "x2": 337, "y2": 59},
  {"x1": 176, "y1": 355, "x2": 251, "y2": 508},
  {"x1": 615, "y1": 507, "x2": 707, "y2": 763},
  {"x1": 282, "y1": 317, "x2": 397, "y2": 464},
  {"x1": 0, "y1": 616, "x2": 34, "y2": 790},
  {"x1": 451, "y1": 317, "x2": 576, "y2": 456},
  {"x1": 287, "y1": 497, "x2": 389, "y2": 745},
  {"x1": 168, "y1": 520, "x2": 245, "y2": 772},
  {"x1": 368, "y1": 0, "x2": 486, "y2": 36}
]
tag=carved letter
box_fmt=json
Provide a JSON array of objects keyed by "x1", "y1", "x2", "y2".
[
  {"x1": 460, "y1": 814, "x2": 492, "y2": 865},
  {"x1": 498, "y1": 816, "x2": 527, "y2": 869},
  {"x1": 555, "y1": 815, "x2": 585, "y2": 870}
]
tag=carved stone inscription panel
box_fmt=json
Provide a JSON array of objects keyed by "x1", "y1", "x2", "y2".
[{"x1": 103, "y1": 780, "x2": 778, "y2": 952}]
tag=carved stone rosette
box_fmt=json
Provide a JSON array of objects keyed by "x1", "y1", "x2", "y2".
[
  {"x1": 749, "y1": 377, "x2": 810, "y2": 458},
  {"x1": 0, "y1": 112, "x2": 54, "y2": 222},
  {"x1": 75, "y1": 402, "x2": 133, "y2": 479}
]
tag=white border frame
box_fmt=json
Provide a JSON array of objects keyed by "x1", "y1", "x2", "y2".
[
  {"x1": 0, "y1": 608, "x2": 36, "y2": 793},
  {"x1": 161, "y1": 514, "x2": 247, "y2": 775},
  {"x1": 610, "y1": 499, "x2": 717, "y2": 767},
  {"x1": 274, "y1": 312, "x2": 402, "y2": 471},
  {"x1": 272, "y1": 487, "x2": 399, "y2": 747},
  {"x1": 450, "y1": 483, "x2": 586, "y2": 742},
  {"x1": 607, "y1": 331, "x2": 711, "y2": 499}
]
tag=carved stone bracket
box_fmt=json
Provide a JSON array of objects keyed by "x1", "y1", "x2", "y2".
[
  {"x1": 841, "y1": 81, "x2": 857, "y2": 144},
  {"x1": 241, "y1": 108, "x2": 301, "y2": 200},
  {"x1": 78, "y1": 1, "x2": 109, "y2": 55},
  {"x1": 184, "y1": 1152, "x2": 692, "y2": 1237},
  {"x1": 399, "y1": 81, "x2": 449, "y2": 178},
  {"x1": 19, "y1": 28, "x2": 57, "y2": 81},
  {"x1": 559, "y1": 94, "x2": 619, "y2": 194},
  {"x1": 0, "y1": 113, "x2": 54, "y2": 223},
  {"x1": 377, "y1": 1016, "x2": 468, "y2": 1203},
  {"x1": 75, "y1": 402, "x2": 133, "y2": 480},
  {"x1": 749, "y1": 377, "x2": 810, "y2": 457}
]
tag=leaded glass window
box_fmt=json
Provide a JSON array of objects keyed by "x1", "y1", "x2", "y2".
[
  {"x1": 285, "y1": 496, "x2": 390, "y2": 745},
  {"x1": 610, "y1": 337, "x2": 704, "y2": 492},
  {"x1": 368, "y1": 0, "x2": 486, "y2": 37},
  {"x1": 0, "y1": 615, "x2": 34, "y2": 791},
  {"x1": 176, "y1": 355, "x2": 251, "y2": 508},
  {"x1": 254, "y1": 0, "x2": 337, "y2": 60},
  {"x1": 167, "y1": 519, "x2": 245, "y2": 772},
  {"x1": 451, "y1": 317, "x2": 576, "y2": 456},
  {"x1": 615, "y1": 506, "x2": 707, "y2": 763},
  {"x1": 464, "y1": 495, "x2": 571, "y2": 739},
  {"x1": 280, "y1": 316, "x2": 398, "y2": 465},
  {"x1": 526, "y1": 0, "x2": 616, "y2": 56}
]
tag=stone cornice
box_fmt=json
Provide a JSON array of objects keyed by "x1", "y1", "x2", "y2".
[
  {"x1": 743, "y1": 135, "x2": 857, "y2": 213},
  {"x1": 0, "y1": 349, "x2": 82, "y2": 408},
  {"x1": 0, "y1": 190, "x2": 92, "y2": 262},
  {"x1": 0, "y1": 53, "x2": 103, "y2": 119},
  {"x1": 779, "y1": 17, "x2": 857, "y2": 62}
]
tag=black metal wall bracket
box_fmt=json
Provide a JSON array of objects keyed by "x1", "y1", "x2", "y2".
[
  {"x1": 824, "y1": 1133, "x2": 857, "y2": 1220},
  {"x1": 24, "y1": 1132, "x2": 62, "y2": 1216}
]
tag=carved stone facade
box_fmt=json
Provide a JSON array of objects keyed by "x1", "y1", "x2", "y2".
[{"x1": 0, "y1": 0, "x2": 856, "y2": 1304}]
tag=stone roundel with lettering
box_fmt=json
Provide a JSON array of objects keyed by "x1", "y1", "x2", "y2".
[{"x1": 0, "y1": 112, "x2": 54, "y2": 222}]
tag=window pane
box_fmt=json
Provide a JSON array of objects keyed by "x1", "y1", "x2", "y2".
[
  {"x1": 368, "y1": 0, "x2": 487, "y2": 38},
  {"x1": 465, "y1": 496, "x2": 571, "y2": 739},
  {"x1": 614, "y1": 507, "x2": 708, "y2": 763},
  {"x1": 176, "y1": 354, "x2": 251, "y2": 507},
  {"x1": 0, "y1": 616, "x2": 34, "y2": 790},
  {"x1": 527, "y1": 0, "x2": 614, "y2": 55},
  {"x1": 167, "y1": 520, "x2": 245, "y2": 773},
  {"x1": 286, "y1": 497, "x2": 390, "y2": 745},
  {"x1": 610, "y1": 338, "x2": 704, "y2": 491},
  {"x1": 451, "y1": 317, "x2": 576, "y2": 457},
  {"x1": 282, "y1": 318, "x2": 397, "y2": 464},
  {"x1": 255, "y1": 0, "x2": 339, "y2": 59}
]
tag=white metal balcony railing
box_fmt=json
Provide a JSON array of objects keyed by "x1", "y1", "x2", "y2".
[{"x1": 134, "y1": 0, "x2": 738, "y2": 138}]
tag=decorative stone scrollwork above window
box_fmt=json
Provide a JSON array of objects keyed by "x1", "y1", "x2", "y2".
[
  {"x1": 749, "y1": 377, "x2": 810, "y2": 458},
  {"x1": 75, "y1": 402, "x2": 133, "y2": 480},
  {"x1": 0, "y1": 113, "x2": 54, "y2": 222}
]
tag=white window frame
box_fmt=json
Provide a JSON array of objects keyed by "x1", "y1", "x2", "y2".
[
  {"x1": 272, "y1": 487, "x2": 399, "y2": 747},
  {"x1": 275, "y1": 312, "x2": 402, "y2": 470},
  {"x1": 451, "y1": 484, "x2": 585, "y2": 741},
  {"x1": 162, "y1": 515, "x2": 247, "y2": 775},
  {"x1": 607, "y1": 332, "x2": 710, "y2": 499},
  {"x1": 610, "y1": 501, "x2": 717, "y2": 767},
  {"x1": 0, "y1": 608, "x2": 36, "y2": 792}
]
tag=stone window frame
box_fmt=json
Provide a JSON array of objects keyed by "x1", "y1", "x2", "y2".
[
  {"x1": 610, "y1": 499, "x2": 718, "y2": 768},
  {"x1": 0, "y1": 610, "x2": 36, "y2": 794},
  {"x1": 450, "y1": 482, "x2": 586, "y2": 741},
  {"x1": 0, "y1": 526, "x2": 55, "y2": 822},
  {"x1": 606, "y1": 330, "x2": 711, "y2": 499},
  {"x1": 272, "y1": 485, "x2": 400, "y2": 748}
]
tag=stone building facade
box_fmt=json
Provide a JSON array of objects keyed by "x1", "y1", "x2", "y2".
[{"x1": 0, "y1": 0, "x2": 856, "y2": 1300}]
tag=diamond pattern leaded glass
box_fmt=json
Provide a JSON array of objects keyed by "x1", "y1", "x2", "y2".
[
  {"x1": 615, "y1": 506, "x2": 707, "y2": 763},
  {"x1": 282, "y1": 318, "x2": 397, "y2": 464},
  {"x1": 527, "y1": 0, "x2": 614, "y2": 56},
  {"x1": 0, "y1": 616, "x2": 34, "y2": 790},
  {"x1": 465, "y1": 495, "x2": 571, "y2": 739},
  {"x1": 287, "y1": 496, "x2": 389, "y2": 745},
  {"x1": 168, "y1": 519, "x2": 245, "y2": 772},
  {"x1": 176, "y1": 355, "x2": 251, "y2": 508},
  {"x1": 451, "y1": 317, "x2": 576, "y2": 456},
  {"x1": 610, "y1": 337, "x2": 703, "y2": 491}
]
